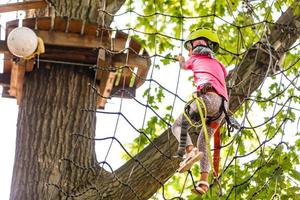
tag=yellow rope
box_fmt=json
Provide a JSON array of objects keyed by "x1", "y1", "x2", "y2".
[
  {"x1": 183, "y1": 94, "x2": 215, "y2": 176},
  {"x1": 24, "y1": 37, "x2": 45, "y2": 60}
]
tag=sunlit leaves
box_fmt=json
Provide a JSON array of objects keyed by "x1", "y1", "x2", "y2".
[{"x1": 121, "y1": 0, "x2": 300, "y2": 199}]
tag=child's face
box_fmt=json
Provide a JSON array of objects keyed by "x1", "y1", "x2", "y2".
[{"x1": 188, "y1": 48, "x2": 193, "y2": 56}]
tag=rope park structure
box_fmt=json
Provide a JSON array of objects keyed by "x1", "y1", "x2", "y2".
[{"x1": 0, "y1": 0, "x2": 299, "y2": 199}]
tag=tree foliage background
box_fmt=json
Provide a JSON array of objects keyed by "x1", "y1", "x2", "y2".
[{"x1": 113, "y1": 0, "x2": 300, "y2": 199}]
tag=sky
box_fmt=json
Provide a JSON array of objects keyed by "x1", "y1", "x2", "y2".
[{"x1": 0, "y1": 98, "x2": 17, "y2": 199}]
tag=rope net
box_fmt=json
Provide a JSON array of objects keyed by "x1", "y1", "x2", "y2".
[{"x1": 1, "y1": 0, "x2": 299, "y2": 199}]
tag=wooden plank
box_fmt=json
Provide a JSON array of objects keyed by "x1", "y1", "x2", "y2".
[
  {"x1": 135, "y1": 51, "x2": 151, "y2": 88},
  {"x1": 9, "y1": 62, "x2": 18, "y2": 97},
  {"x1": 135, "y1": 67, "x2": 148, "y2": 88},
  {"x1": 0, "y1": 40, "x2": 8, "y2": 53},
  {"x1": 1, "y1": 86, "x2": 14, "y2": 98},
  {"x1": 5, "y1": 17, "x2": 143, "y2": 52},
  {"x1": 1, "y1": 39, "x2": 149, "y2": 88},
  {"x1": 97, "y1": 71, "x2": 116, "y2": 109},
  {"x1": 16, "y1": 64, "x2": 25, "y2": 104},
  {"x1": 0, "y1": 1, "x2": 47, "y2": 13},
  {"x1": 96, "y1": 48, "x2": 112, "y2": 79},
  {"x1": 35, "y1": 30, "x2": 112, "y2": 50},
  {"x1": 0, "y1": 73, "x2": 10, "y2": 86},
  {"x1": 4, "y1": 53, "x2": 13, "y2": 73},
  {"x1": 25, "y1": 60, "x2": 35, "y2": 72},
  {"x1": 0, "y1": 39, "x2": 149, "y2": 69},
  {"x1": 112, "y1": 53, "x2": 148, "y2": 69},
  {"x1": 111, "y1": 86, "x2": 136, "y2": 98},
  {"x1": 96, "y1": 49, "x2": 115, "y2": 109},
  {"x1": 8, "y1": 62, "x2": 25, "y2": 104}
]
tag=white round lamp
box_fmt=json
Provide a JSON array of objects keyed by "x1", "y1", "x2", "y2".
[{"x1": 7, "y1": 27, "x2": 38, "y2": 58}]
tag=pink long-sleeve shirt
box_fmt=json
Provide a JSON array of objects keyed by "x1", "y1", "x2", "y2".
[{"x1": 184, "y1": 55, "x2": 229, "y2": 101}]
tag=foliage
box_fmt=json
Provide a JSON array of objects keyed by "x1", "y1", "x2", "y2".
[{"x1": 123, "y1": 0, "x2": 300, "y2": 199}]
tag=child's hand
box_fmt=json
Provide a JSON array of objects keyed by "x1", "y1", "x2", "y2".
[
  {"x1": 176, "y1": 54, "x2": 185, "y2": 63},
  {"x1": 176, "y1": 54, "x2": 186, "y2": 69}
]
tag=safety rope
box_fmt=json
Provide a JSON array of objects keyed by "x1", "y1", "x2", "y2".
[
  {"x1": 24, "y1": 37, "x2": 45, "y2": 60},
  {"x1": 182, "y1": 95, "x2": 217, "y2": 177},
  {"x1": 182, "y1": 93, "x2": 226, "y2": 197}
]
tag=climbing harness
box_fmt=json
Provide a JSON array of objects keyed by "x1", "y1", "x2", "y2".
[
  {"x1": 180, "y1": 88, "x2": 217, "y2": 177},
  {"x1": 177, "y1": 83, "x2": 241, "y2": 195}
]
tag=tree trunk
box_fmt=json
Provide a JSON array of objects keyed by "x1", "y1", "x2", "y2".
[
  {"x1": 11, "y1": 0, "x2": 128, "y2": 199},
  {"x1": 10, "y1": 64, "x2": 99, "y2": 199},
  {"x1": 46, "y1": 0, "x2": 126, "y2": 25}
]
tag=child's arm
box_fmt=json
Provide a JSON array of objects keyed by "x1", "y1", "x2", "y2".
[{"x1": 176, "y1": 54, "x2": 186, "y2": 69}]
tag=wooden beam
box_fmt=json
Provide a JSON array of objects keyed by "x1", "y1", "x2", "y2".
[
  {"x1": 24, "y1": 59, "x2": 35, "y2": 72},
  {"x1": 34, "y1": 30, "x2": 111, "y2": 50},
  {"x1": 0, "y1": 1, "x2": 47, "y2": 13},
  {"x1": 0, "y1": 39, "x2": 149, "y2": 70},
  {"x1": 9, "y1": 62, "x2": 18, "y2": 97},
  {"x1": 0, "y1": 40, "x2": 8, "y2": 53},
  {"x1": 0, "y1": 73, "x2": 11, "y2": 86},
  {"x1": 1, "y1": 86, "x2": 14, "y2": 98},
  {"x1": 97, "y1": 71, "x2": 116, "y2": 109},
  {"x1": 32, "y1": 30, "x2": 138, "y2": 53},
  {"x1": 96, "y1": 49, "x2": 115, "y2": 109},
  {"x1": 112, "y1": 53, "x2": 148, "y2": 69},
  {"x1": 0, "y1": 40, "x2": 149, "y2": 72},
  {"x1": 16, "y1": 64, "x2": 25, "y2": 104},
  {"x1": 8, "y1": 62, "x2": 25, "y2": 104}
]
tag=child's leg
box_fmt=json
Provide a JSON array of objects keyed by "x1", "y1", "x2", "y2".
[
  {"x1": 197, "y1": 125, "x2": 216, "y2": 173},
  {"x1": 172, "y1": 113, "x2": 193, "y2": 156},
  {"x1": 172, "y1": 100, "x2": 204, "y2": 173},
  {"x1": 172, "y1": 110, "x2": 203, "y2": 173},
  {"x1": 196, "y1": 93, "x2": 224, "y2": 180},
  {"x1": 194, "y1": 122, "x2": 220, "y2": 194}
]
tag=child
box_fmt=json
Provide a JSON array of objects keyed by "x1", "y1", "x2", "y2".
[{"x1": 172, "y1": 28, "x2": 229, "y2": 196}]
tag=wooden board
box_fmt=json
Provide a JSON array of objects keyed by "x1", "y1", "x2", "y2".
[
  {"x1": 0, "y1": 73, "x2": 10, "y2": 87},
  {"x1": 9, "y1": 62, "x2": 25, "y2": 100},
  {"x1": 5, "y1": 17, "x2": 141, "y2": 52},
  {"x1": 96, "y1": 49, "x2": 116, "y2": 108},
  {"x1": 0, "y1": 1, "x2": 47, "y2": 13}
]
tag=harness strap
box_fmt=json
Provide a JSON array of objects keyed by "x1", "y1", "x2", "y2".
[
  {"x1": 179, "y1": 87, "x2": 233, "y2": 178},
  {"x1": 208, "y1": 121, "x2": 221, "y2": 177},
  {"x1": 182, "y1": 96, "x2": 215, "y2": 176}
]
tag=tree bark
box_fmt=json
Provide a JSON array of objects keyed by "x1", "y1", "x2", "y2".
[
  {"x1": 10, "y1": 64, "x2": 99, "y2": 199},
  {"x1": 11, "y1": 0, "x2": 127, "y2": 199},
  {"x1": 47, "y1": 0, "x2": 126, "y2": 25}
]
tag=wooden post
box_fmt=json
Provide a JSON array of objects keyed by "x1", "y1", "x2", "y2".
[
  {"x1": 9, "y1": 62, "x2": 25, "y2": 103},
  {"x1": 96, "y1": 49, "x2": 116, "y2": 109},
  {"x1": 8, "y1": 59, "x2": 34, "y2": 104}
]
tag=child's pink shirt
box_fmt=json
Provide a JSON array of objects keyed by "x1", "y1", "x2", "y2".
[{"x1": 184, "y1": 55, "x2": 229, "y2": 101}]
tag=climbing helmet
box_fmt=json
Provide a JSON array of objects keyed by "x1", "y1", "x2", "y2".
[{"x1": 184, "y1": 28, "x2": 220, "y2": 52}]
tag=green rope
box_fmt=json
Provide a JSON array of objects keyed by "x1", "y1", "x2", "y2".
[{"x1": 182, "y1": 95, "x2": 215, "y2": 177}]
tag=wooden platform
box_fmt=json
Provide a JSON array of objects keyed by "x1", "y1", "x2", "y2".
[
  {"x1": 0, "y1": 1, "x2": 47, "y2": 14},
  {"x1": 0, "y1": 17, "x2": 151, "y2": 109}
]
